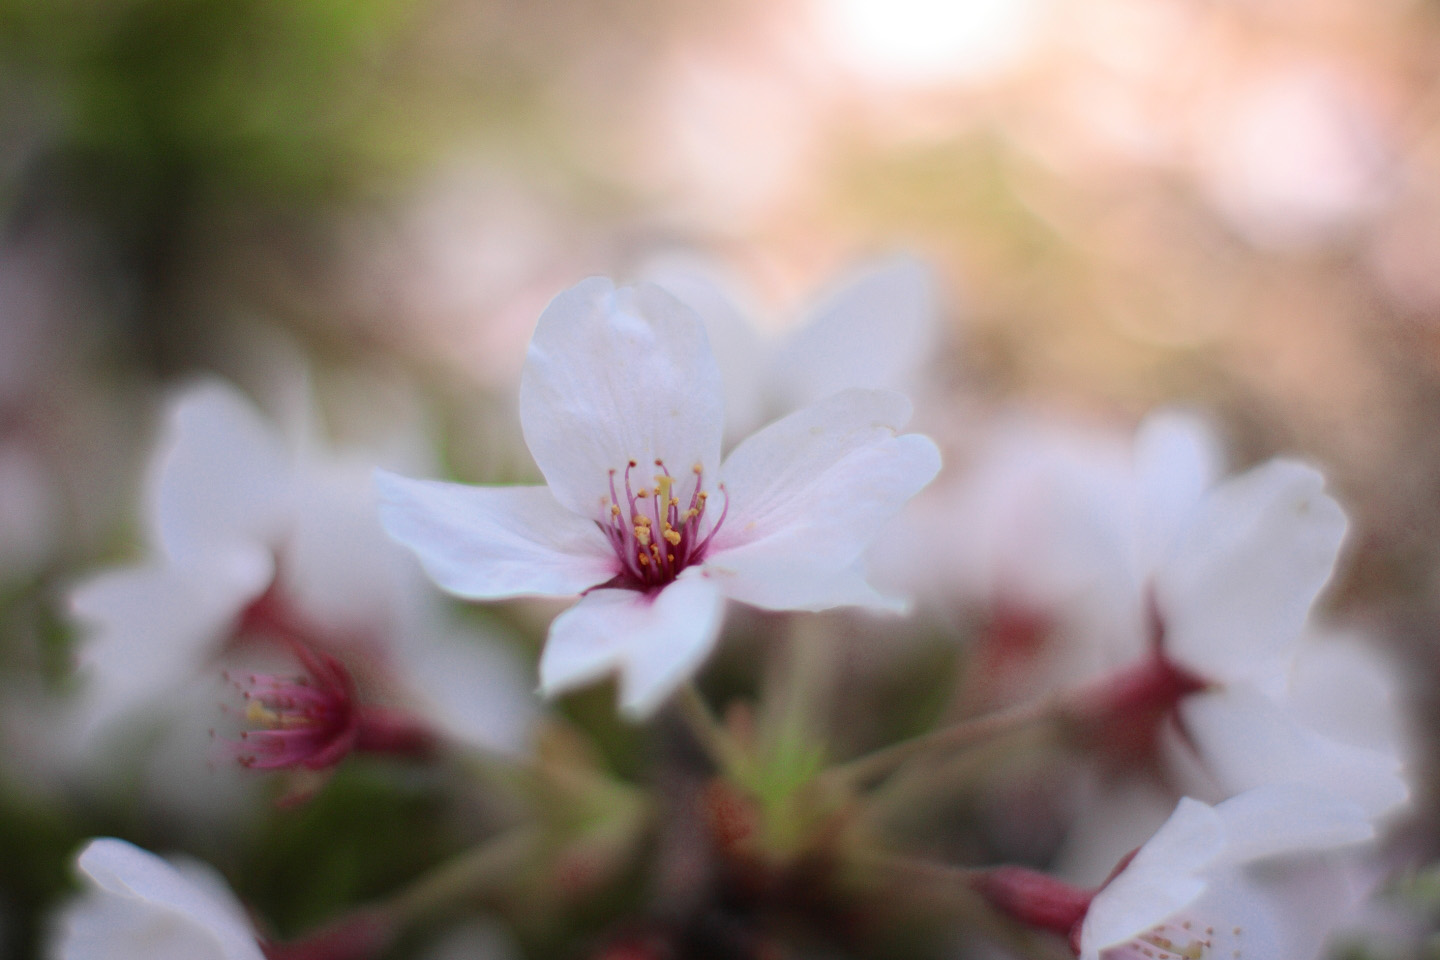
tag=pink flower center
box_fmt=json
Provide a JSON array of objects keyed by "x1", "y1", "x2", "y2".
[
  {"x1": 230, "y1": 644, "x2": 361, "y2": 772},
  {"x1": 600, "y1": 459, "x2": 727, "y2": 591}
]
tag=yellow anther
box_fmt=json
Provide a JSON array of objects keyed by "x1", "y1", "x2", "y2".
[
  {"x1": 610, "y1": 504, "x2": 621, "y2": 517},
  {"x1": 668, "y1": 553, "x2": 675, "y2": 562},
  {"x1": 663, "y1": 529, "x2": 682, "y2": 546},
  {"x1": 668, "y1": 497, "x2": 679, "y2": 508},
  {"x1": 635, "y1": 527, "x2": 651, "y2": 545},
  {"x1": 692, "y1": 464, "x2": 702, "y2": 474},
  {"x1": 634, "y1": 514, "x2": 651, "y2": 526},
  {"x1": 651, "y1": 544, "x2": 661, "y2": 558},
  {"x1": 245, "y1": 700, "x2": 280, "y2": 726},
  {"x1": 636, "y1": 488, "x2": 650, "y2": 499},
  {"x1": 698, "y1": 491, "x2": 708, "y2": 501},
  {"x1": 638, "y1": 553, "x2": 650, "y2": 566},
  {"x1": 684, "y1": 508, "x2": 699, "y2": 521}
]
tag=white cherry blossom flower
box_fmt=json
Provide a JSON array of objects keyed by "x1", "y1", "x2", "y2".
[
  {"x1": 377, "y1": 277, "x2": 942, "y2": 718},
  {"x1": 68, "y1": 380, "x2": 535, "y2": 763},
  {"x1": 50, "y1": 838, "x2": 265, "y2": 960},
  {"x1": 1079, "y1": 785, "x2": 1377, "y2": 960},
  {"x1": 950, "y1": 411, "x2": 1408, "y2": 818}
]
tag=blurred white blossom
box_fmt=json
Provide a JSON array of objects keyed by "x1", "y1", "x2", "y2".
[{"x1": 68, "y1": 380, "x2": 535, "y2": 761}]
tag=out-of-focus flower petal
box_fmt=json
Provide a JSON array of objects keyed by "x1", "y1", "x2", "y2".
[
  {"x1": 150, "y1": 382, "x2": 292, "y2": 564},
  {"x1": 70, "y1": 550, "x2": 272, "y2": 733},
  {"x1": 518, "y1": 278, "x2": 724, "y2": 520},
  {"x1": 1081, "y1": 797, "x2": 1224, "y2": 955},
  {"x1": 376, "y1": 472, "x2": 616, "y2": 600},
  {"x1": 1132, "y1": 411, "x2": 1223, "y2": 572},
  {"x1": 1181, "y1": 686, "x2": 1408, "y2": 820},
  {"x1": 1156, "y1": 460, "x2": 1347, "y2": 680},
  {"x1": 53, "y1": 838, "x2": 263, "y2": 960},
  {"x1": 769, "y1": 256, "x2": 936, "y2": 412}
]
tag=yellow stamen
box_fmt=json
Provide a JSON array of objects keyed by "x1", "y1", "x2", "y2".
[
  {"x1": 635, "y1": 527, "x2": 651, "y2": 545},
  {"x1": 663, "y1": 529, "x2": 682, "y2": 546},
  {"x1": 638, "y1": 553, "x2": 650, "y2": 566},
  {"x1": 610, "y1": 504, "x2": 621, "y2": 517},
  {"x1": 245, "y1": 700, "x2": 279, "y2": 726},
  {"x1": 634, "y1": 515, "x2": 651, "y2": 526}
]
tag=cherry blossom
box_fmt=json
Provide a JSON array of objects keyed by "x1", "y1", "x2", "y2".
[
  {"x1": 950, "y1": 411, "x2": 1408, "y2": 817},
  {"x1": 68, "y1": 380, "x2": 534, "y2": 764},
  {"x1": 377, "y1": 277, "x2": 941, "y2": 717},
  {"x1": 1078, "y1": 785, "x2": 1377, "y2": 960}
]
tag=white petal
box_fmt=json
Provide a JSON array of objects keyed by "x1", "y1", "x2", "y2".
[
  {"x1": 57, "y1": 838, "x2": 263, "y2": 960},
  {"x1": 704, "y1": 389, "x2": 941, "y2": 611},
  {"x1": 1155, "y1": 460, "x2": 1347, "y2": 679},
  {"x1": 769, "y1": 257, "x2": 936, "y2": 412},
  {"x1": 1211, "y1": 783, "x2": 1374, "y2": 863},
  {"x1": 642, "y1": 256, "x2": 769, "y2": 440},
  {"x1": 69, "y1": 550, "x2": 271, "y2": 734},
  {"x1": 376, "y1": 471, "x2": 616, "y2": 600},
  {"x1": 150, "y1": 381, "x2": 292, "y2": 563},
  {"x1": 1286, "y1": 631, "x2": 1404, "y2": 754},
  {"x1": 541, "y1": 573, "x2": 726, "y2": 718},
  {"x1": 400, "y1": 624, "x2": 539, "y2": 756},
  {"x1": 286, "y1": 459, "x2": 407, "y2": 632},
  {"x1": 1080, "y1": 797, "x2": 1225, "y2": 958},
  {"x1": 518, "y1": 278, "x2": 724, "y2": 520},
  {"x1": 1181, "y1": 685, "x2": 1409, "y2": 820},
  {"x1": 1132, "y1": 410, "x2": 1223, "y2": 572}
]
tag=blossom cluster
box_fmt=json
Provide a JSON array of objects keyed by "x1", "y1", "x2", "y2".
[{"x1": 23, "y1": 261, "x2": 1417, "y2": 960}]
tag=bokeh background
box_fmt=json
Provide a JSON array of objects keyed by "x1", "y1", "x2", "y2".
[{"x1": 5, "y1": 0, "x2": 1440, "y2": 956}]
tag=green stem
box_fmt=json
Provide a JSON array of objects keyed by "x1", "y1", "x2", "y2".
[
  {"x1": 674, "y1": 683, "x2": 743, "y2": 774},
  {"x1": 385, "y1": 826, "x2": 541, "y2": 926},
  {"x1": 823, "y1": 695, "x2": 1060, "y2": 790}
]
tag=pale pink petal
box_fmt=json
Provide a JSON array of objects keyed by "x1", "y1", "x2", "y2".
[
  {"x1": 1132, "y1": 411, "x2": 1223, "y2": 571},
  {"x1": 400, "y1": 624, "x2": 538, "y2": 756},
  {"x1": 1286, "y1": 632, "x2": 1404, "y2": 754},
  {"x1": 541, "y1": 573, "x2": 726, "y2": 717},
  {"x1": 58, "y1": 838, "x2": 263, "y2": 960},
  {"x1": 70, "y1": 549, "x2": 272, "y2": 733},
  {"x1": 643, "y1": 256, "x2": 769, "y2": 440},
  {"x1": 518, "y1": 278, "x2": 724, "y2": 520},
  {"x1": 287, "y1": 460, "x2": 408, "y2": 633},
  {"x1": 1181, "y1": 685, "x2": 1409, "y2": 820},
  {"x1": 769, "y1": 257, "x2": 936, "y2": 412},
  {"x1": 1080, "y1": 798, "x2": 1225, "y2": 958},
  {"x1": 150, "y1": 381, "x2": 292, "y2": 563},
  {"x1": 376, "y1": 472, "x2": 616, "y2": 600},
  {"x1": 1154, "y1": 460, "x2": 1347, "y2": 679},
  {"x1": 1211, "y1": 784, "x2": 1373, "y2": 863},
  {"x1": 704, "y1": 389, "x2": 940, "y2": 611}
]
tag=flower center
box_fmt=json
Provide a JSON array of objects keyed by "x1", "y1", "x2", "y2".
[
  {"x1": 229, "y1": 644, "x2": 361, "y2": 771},
  {"x1": 600, "y1": 459, "x2": 727, "y2": 590}
]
